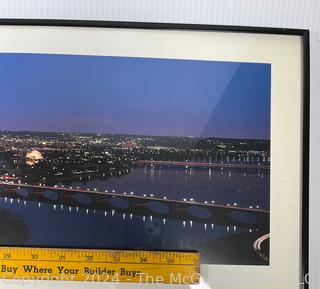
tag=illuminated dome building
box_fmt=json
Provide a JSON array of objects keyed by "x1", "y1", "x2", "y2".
[{"x1": 26, "y1": 150, "x2": 43, "y2": 166}]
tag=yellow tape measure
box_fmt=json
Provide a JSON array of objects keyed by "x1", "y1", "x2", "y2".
[{"x1": 0, "y1": 247, "x2": 200, "y2": 285}]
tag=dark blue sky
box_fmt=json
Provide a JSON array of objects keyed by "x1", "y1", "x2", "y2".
[{"x1": 0, "y1": 53, "x2": 271, "y2": 139}]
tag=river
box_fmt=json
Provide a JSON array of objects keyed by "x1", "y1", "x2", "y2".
[
  {"x1": 0, "y1": 166, "x2": 269, "y2": 264},
  {"x1": 73, "y1": 165, "x2": 269, "y2": 209}
]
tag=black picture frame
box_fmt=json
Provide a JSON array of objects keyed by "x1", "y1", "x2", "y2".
[{"x1": 0, "y1": 18, "x2": 309, "y2": 288}]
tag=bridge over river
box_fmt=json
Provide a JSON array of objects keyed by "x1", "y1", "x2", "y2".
[
  {"x1": 0, "y1": 182, "x2": 269, "y2": 232},
  {"x1": 134, "y1": 160, "x2": 270, "y2": 170}
]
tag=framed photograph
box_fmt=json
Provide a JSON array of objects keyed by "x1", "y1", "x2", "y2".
[{"x1": 0, "y1": 19, "x2": 309, "y2": 288}]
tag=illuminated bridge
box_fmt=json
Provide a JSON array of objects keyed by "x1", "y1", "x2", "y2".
[
  {"x1": 134, "y1": 160, "x2": 270, "y2": 170},
  {"x1": 0, "y1": 182, "x2": 269, "y2": 232}
]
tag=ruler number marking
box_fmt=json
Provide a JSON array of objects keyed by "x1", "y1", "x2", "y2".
[
  {"x1": 166, "y1": 256, "x2": 174, "y2": 264},
  {"x1": 3, "y1": 253, "x2": 11, "y2": 259},
  {"x1": 31, "y1": 254, "x2": 38, "y2": 260},
  {"x1": 139, "y1": 256, "x2": 147, "y2": 263}
]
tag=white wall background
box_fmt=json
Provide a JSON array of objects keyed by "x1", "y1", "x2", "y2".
[{"x1": 0, "y1": 0, "x2": 318, "y2": 288}]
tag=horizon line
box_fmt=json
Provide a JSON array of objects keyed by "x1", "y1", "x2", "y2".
[{"x1": 0, "y1": 129, "x2": 270, "y2": 142}]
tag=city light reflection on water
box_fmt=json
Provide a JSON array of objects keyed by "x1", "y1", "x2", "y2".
[{"x1": 0, "y1": 166, "x2": 269, "y2": 264}]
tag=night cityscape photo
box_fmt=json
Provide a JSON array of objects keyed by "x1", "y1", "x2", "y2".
[{"x1": 0, "y1": 53, "x2": 271, "y2": 265}]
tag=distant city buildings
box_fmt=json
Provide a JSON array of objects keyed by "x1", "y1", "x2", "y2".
[{"x1": 0, "y1": 131, "x2": 270, "y2": 185}]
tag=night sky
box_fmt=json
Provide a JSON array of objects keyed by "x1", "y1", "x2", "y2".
[{"x1": 0, "y1": 53, "x2": 271, "y2": 139}]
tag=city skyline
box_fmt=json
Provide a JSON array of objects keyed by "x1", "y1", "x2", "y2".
[{"x1": 0, "y1": 53, "x2": 271, "y2": 139}]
